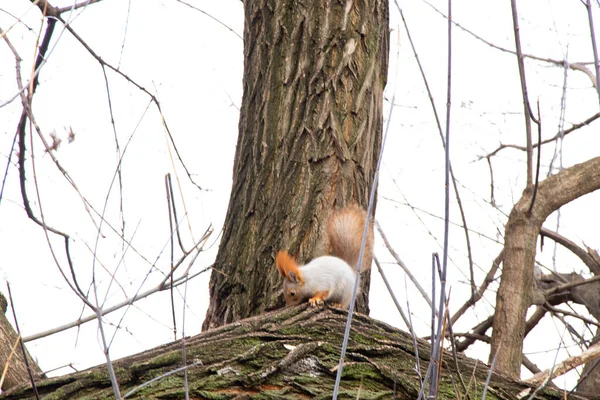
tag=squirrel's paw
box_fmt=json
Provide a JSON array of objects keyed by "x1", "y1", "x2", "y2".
[
  {"x1": 308, "y1": 298, "x2": 324, "y2": 307},
  {"x1": 308, "y1": 291, "x2": 329, "y2": 307},
  {"x1": 329, "y1": 302, "x2": 344, "y2": 309}
]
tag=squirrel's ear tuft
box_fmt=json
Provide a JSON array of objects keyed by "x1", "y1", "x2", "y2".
[
  {"x1": 275, "y1": 251, "x2": 292, "y2": 278},
  {"x1": 275, "y1": 251, "x2": 302, "y2": 282},
  {"x1": 287, "y1": 270, "x2": 301, "y2": 285}
]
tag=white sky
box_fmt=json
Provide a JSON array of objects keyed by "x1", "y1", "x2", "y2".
[{"x1": 1, "y1": 0, "x2": 600, "y2": 391}]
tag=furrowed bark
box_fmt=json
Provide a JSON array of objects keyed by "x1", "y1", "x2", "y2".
[{"x1": 202, "y1": 0, "x2": 389, "y2": 330}]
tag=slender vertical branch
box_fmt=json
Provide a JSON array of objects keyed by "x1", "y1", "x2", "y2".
[
  {"x1": 373, "y1": 257, "x2": 411, "y2": 329},
  {"x1": 585, "y1": 0, "x2": 600, "y2": 106},
  {"x1": 510, "y1": 0, "x2": 534, "y2": 187},
  {"x1": 527, "y1": 102, "x2": 542, "y2": 215},
  {"x1": 442, "y1": 0, "x2": 452, "y2": 292},
  {"x1": 376, "y1": 222, "x2": 432, "y2": 307},
  {"x1": 394, "y1": 0, "x2": 475, "y2": 301},
  {"x1": 166, "y1": 174, "x2": 177, "y2": 342},
  {"x1": 94, "y1": 307, "x2": 122, "y2": 399}
]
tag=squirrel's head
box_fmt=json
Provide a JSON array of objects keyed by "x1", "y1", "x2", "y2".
[{"x1": 275, "y1": 251, "x2": 306, "y2": 306}]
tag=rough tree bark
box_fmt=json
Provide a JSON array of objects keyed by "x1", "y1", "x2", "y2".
[
  {"x1": 0, "y1": 293, "x2": 43, "y2": 392},
  {"x1": 202, "y1": 0, "x2": 389, "y2": 330},
  {"x1": 4, "y1": 307, "x2": 583, "y2": 400},
  {"x1": 490, "y1": 156, "x2": 600, "y2": 378}
]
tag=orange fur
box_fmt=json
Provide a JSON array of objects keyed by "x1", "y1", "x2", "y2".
[
  {"x1": 275, "y1": 251, "x2": 304, "y2": 283},
  {"x1": 308, "y1": 290, "x2": 329, "y2": 307},
  {"x1": 328, "y1": 204, "x2": 374, "y2": 270}
]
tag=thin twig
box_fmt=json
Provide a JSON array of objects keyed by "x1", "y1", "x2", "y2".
[
  {"x1": 430, "y1": 253, "x2": 449, "y2": 398},
  {"x1": 394, "y1": 0, "x2": 475, "y2": 298},
  {"x1": 545, "y1": 303, "x2": 600, "y2": 329},
  {"x1": 166, "y1": 174, "x2": 177, "y2": 341},
  {"x1": 527, "y1": 101, "x2": 542, "y2": 215},
  {"x1": 166, "y1": 174, "x2": 188, "y2": 253},
  {"x1": 405, "y1": 278, "x2": 423, "y2": 390},
  {"x1": 181, "y1": 271, "x2": 190, "y2": 400},
  {"x1": 482, "y1": 348, "x2": 498, "y2": 400},
  {"x1": 585, "y1": 0, "x2": 600, "y2": 106},
  {"x1": 100, "y1": 64, "x2": 126, "y2": 247},
  {"x1": 93, "y1": 307, "x2": 122, "y2": 399},
  {"x1": 24, "y1": 262, "x2": 213, "y2": 343},
  {"x1": 123, "y1": 361, "x2": 202, "y2": 398},
  {"x1": 56, "y1": 0, "x2": 103, "y2": 14},
  {"x1": 444, "y1": 295, "x2": 471, "y2": 400},
  {"x1": 482, "y1": 112, "x2": 600, "y2": 159},
  {"x1": 373, "y1": 257, "x2": 410, "y2": 328},
  {"x1": 375, "y1": 221, "x2": 432, "y2": 307},
  {"x1": 510, "y1": 0, "x2": 534, "y2": 187},
  {"x1": 174, "y1": 0, "x2": 242, "y2": 40}
]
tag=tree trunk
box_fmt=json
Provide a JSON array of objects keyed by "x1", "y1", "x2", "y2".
[
  {"x1": 490, "y1": 156, "x2": 600, "y2": 378},
  {"x1": 4, "y1": 306, "x2": 584, "y2": 400},
  {"x1": 0, "y1": 292, "x2": 43, "y2": 392},
  {"x1": 202, "y1": 0, "x2": 389, "y2": 330}
]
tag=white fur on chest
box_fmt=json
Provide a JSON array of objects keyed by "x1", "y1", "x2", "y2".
[{"x1": 299, "y1": 256, "x2": 357, "y2": 307}]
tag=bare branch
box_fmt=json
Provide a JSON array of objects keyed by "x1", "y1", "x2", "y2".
[
  {"x1": 524, "y1": 340, "x2": 600, "y2": 386},
  {"x1": 540, "y1": 228, "x2": 600, "y2": 275},
  {"x1": 23, "y1": 262, "x2": 212, "y2": 343},
  {"x1": 482, "y1": 112, "x2": 600, "y2": 161}
]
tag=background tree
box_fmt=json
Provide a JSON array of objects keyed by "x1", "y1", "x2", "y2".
[{"x1": 202, "y1": 0, "x2": 389, "y2": 330}]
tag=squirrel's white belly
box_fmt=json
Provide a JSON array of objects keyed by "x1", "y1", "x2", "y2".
[{"x1": 300, "y1": 256, "x2": 357, "y2": 307}]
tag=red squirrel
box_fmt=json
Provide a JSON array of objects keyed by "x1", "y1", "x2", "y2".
[{"x1": 275, "y1": 205, "x2": 374, "y2": 309}]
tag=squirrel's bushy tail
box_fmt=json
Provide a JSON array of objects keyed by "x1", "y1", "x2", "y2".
[{"x1": 328, "y1": 205, "x2": 374, "y2": 271}]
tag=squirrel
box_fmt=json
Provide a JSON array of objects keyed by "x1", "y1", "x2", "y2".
[{"x1": 275, "y1": 205, "x2": 374, "y2": 309}]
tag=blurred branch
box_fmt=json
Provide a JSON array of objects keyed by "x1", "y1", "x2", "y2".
[
  {"x1": 524, "y1": 340, "x2": 600, "y2": 386},
  {"x1": 481, "y1": 112, "x2": 600, "y2": 160}
]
